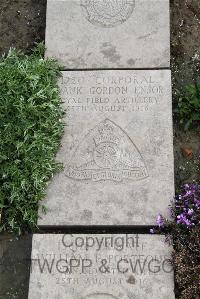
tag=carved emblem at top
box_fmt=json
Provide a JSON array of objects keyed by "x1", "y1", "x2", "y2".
[{"x1": 81, "y1": 0, "x2": 135, "y2": 28}]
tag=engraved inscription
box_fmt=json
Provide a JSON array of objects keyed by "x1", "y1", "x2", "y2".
[
  {"x1": 62, "y1": 74, "x2": 163, "y2": 113},
  {"x1": 65, "y1": 119, "x2": 148, "y2": 182},
  {"x1": 81, "y1": 0, "x2": 135, "y2": 28}
]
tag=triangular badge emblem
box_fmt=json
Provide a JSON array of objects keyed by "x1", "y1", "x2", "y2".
[{"x1": 65, "y1": 119, "x2": 148, "y2": 182}]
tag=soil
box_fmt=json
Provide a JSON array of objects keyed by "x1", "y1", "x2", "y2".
[
  {"x1": 170, "y1": 0, "x2": 200, "y2": 185},
  {"x1": 171, "y1": 0, "x2": 200, "y2": 88},
  {"x1": 0, "y1": 0, "x2": 46, "y2": 55},
  {"x1": 0, "y1": 234, "x2": 32, "y2": 299},
  {"x1": 0, "y1": 0, "x2": 200, "y2": 298}
]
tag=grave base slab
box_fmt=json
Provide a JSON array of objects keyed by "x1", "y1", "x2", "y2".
[{"x1": 28, "y1": 234, "x2": 175, "y2": 299}]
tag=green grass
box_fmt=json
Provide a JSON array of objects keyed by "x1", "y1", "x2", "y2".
[
  {"x1": 174, "y1": 80, "x2": 200, "y2": 130},
  {"x1": 0, "y1": 44, "x2": 64, "y2": 234}
]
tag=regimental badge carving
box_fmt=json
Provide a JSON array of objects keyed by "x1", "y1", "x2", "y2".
[
  {"x1": 81, "y1": 0, "x2": 135, "y2": 28},
  {"x1": 65, "y1": 119, "x2": 148, "y2": 182}
]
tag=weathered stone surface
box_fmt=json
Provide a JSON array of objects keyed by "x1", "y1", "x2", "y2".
[
  {"x1": 38, "y1": 70, "x2": 174, "y2": 226},
  {"x1": 45, "y1": 0, "x2": 170, "y2": 68},
  {"x1": 28, "y1": 234, "x2": 175, "y2": 299}
]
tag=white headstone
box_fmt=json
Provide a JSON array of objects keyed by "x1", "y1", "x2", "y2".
[{"x1": 38, "y1": 70, "x2": 174, "y2": 226}]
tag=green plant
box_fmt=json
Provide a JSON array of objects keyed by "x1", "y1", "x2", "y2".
[
  {"x1": 175, "y1": 81, "x2": 200, "y2": 130},
  {"x1": 0, "y1": 44, "x2": 64, "y2": 234}
]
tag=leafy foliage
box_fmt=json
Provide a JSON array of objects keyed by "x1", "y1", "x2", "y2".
[
  {"x1": 0, "y1": 44, "x2": 64, "y2": 234},
  {"x1": 175, "y1": 81, "x2": 200, "y2": 130}
]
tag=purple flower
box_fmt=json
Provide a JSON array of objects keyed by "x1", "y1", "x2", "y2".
[
  {"x1": 187, "y1": 209, "x2": 194, "y2": 216},
  {"x1": 156, "y1": 214, "x2": 165, "y2": 228},
  {"x1": 177, "y1": 213, "x2": 192, "y2": 226},
  {"x1": 184, "y1": 184, "x2": 189, "y2": 188},
  {"x1": 155, "y1": 183, "x2": 199, "y2": 229},
  {"x1": 195, "y1": 199, "x2": 200, "y2": 208},
  {"x1": 150, "y1": 228, "x2": 155, "y2": 234},
  {"x1": 183, "y1": 190, "x2": 194, "y2": 197}
]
